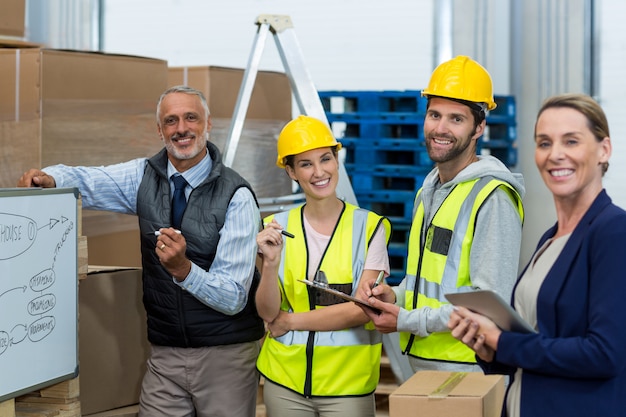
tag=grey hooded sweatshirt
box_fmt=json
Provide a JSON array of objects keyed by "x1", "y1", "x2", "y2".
[{"x1": 393, "y1": 155, "x2": 526, "y2": 373}]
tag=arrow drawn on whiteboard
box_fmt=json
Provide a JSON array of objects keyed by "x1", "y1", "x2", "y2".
[
  {"x1": 10, "y1": 324, "x2": 28, "y2": 345},
  {"x1": 39, "y1": 218, "x2": 60, "y2": 231},
  {"x1": 0, "y1": 286, "x2": 27, "y2": 300}
]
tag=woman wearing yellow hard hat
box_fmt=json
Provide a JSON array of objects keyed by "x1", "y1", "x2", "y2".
[{"x1": 255, "y1": 115, "x2": 391, "y2": 417}]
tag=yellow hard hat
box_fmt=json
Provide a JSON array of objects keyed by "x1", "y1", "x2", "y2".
[
  {"x1": 276, "y1": 115, "x2": 342, "y2": 168},
  {"x1": 422, "y1": 55, "x2": 497, "y2": 111}
]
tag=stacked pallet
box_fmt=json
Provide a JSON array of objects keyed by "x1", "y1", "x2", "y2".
[
  {"x1": 481, "y1": 95, "x2": 518, "y2": 166},
  {"x1": 13, "y1": 378, "x2": 81, "y2": 417},
  {"x1": 319, "y1": 90, "x2": 518, "y2": 285}
]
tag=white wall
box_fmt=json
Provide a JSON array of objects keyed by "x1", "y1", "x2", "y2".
[
  {"x1": 102, "y1": 0, "x2": 435, "y2": 91},
  {"x1": 599, "y1": 1, "x2": 626, "y2": 207}
]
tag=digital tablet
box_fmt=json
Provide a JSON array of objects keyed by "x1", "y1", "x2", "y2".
[
  {"x1": 298, "y1": 280, "x2": 381, "y2": 314},
  {"x1": 445, "y1": 290, "x2": 536, "y2": 333}
]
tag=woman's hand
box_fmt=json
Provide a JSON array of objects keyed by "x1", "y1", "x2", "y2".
[
  {"x1": 448, "y1": 306, "x2": 501, "y2": 362},
  {"x1": 256, "y1": 219, "x2": 285, "y2": 266},
  {"x1": 266, "y1": 310, "x2": 291, "y2": 338}
]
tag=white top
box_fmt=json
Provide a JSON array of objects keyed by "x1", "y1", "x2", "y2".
[
  {"x1": 507, "y1": 233, "x2": 571, "y2": 417},
  {"x1": 303, "y1": 214, "x2": 390, "y2": 282}
]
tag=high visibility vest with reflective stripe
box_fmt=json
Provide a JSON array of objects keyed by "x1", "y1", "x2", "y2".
[
  {"x1": 400, "y1": 176, "x2": 523, "y2": 363},
  {"x1": 256, "y1": 203, "x2": 391, "y2": 397}
]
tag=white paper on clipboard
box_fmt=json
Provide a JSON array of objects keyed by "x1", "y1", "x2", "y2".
[
  {"x1": 298, "y1": 279, "x2": 381, "y2": 314},
  {"x1": 445, "y1": 290, "x2": 537, "y2": 333}
]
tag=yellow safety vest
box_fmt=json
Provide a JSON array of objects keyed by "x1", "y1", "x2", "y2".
[
  {"x1": 256, "y1": 202, "x2": 391, "y2": 397},
  {"x1": 400, "y1": 176, "x2": 524, "y2": 363}
]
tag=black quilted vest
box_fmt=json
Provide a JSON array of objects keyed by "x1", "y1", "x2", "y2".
[{"x1": 136, "y1": 142, "x2": 264, "y2": 347}]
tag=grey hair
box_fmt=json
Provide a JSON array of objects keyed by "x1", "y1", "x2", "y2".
[{"x1": 156, "y1": 85, "x2": 210, "y2": 124}]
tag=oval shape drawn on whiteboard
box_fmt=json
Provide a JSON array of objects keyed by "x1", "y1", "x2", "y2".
[
  {"x1": 28, "y1": 316, "x2": 56, "y2": 342},
  {"x1": 0, "y1": 213, "x2": 37, "y2": 260},
  {"x1": 29, "y1": 269, "x2": 56, "y2": 292},
  {"x1": 0, "y1": 331, "x2": 9, "y2": 355},
  {"x1": 27, "y1": 293, "x2": 57, "y2": 316}
]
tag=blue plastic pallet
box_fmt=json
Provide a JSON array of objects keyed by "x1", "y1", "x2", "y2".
[
  {"x1": 478, "y1": 144, "x2": 518, "y2": 166},
  {"x1": 387, "y1": 220, "x2": 412, "y2": 243},
  {"x1": 386, "y1": 273, "x2": 405, "y2": 286},
  {"x1": 387, "y1": 242, "x2": 408, "y2": 285},
  {"x1": 320, "y1": 90, "x2": 427, "y2": 118},
  {"x1": 388, "y1": 242, "x2": 409, "y2": 258},
  {"x1": 321, "y1": 90, "x2": 514, "y2": 114},
  {"x1": 350, "y1": 171, "x2": 428, "y2": 193},
  {"x1": 340, "y1": 136, "x2": 514, "y2": 167},
  {"x1": 489, "y1": 95, "x2": 517, "y2": 120},
  {"x1": 339, "y1": 137, "x2": 428, "y2": 159},
  {"x1": 345, "y1": 144, "x2": 432, "y2": 168},
  {"x1": 320, "y1": 90, "x2": 514, "y2": 118},
  {"x1": 346, "y1": 161, "x2": 432, "y2": 176},
  {"x1": 484, "y1": 122, "x2": 517, "y2": 142},
  {"x1": 339, "y1": 136, "x2": 424, "y2": 150},
  {"x1": 356, "y1": 190, "x2": 416, "y2": 224},
  {"x1": 329, "y1": 117, "x2": 425, "y2": 141}
]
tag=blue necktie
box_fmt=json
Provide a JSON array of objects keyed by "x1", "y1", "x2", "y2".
[{"x1": 171, "y1": 174, "x2": 188, "y2": 229}]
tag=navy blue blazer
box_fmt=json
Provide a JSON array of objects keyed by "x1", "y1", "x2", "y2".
[{"x1": 481, "y1": 190, "x2": 626, "y2": 416}]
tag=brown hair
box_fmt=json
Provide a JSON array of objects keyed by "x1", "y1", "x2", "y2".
[
  {"x1": 426, "y1": 96, "x2": 485, "y2": 136},
  {"x1": 535, "y1": 93, "x2": 610, "y2": 175},
  {"x1": 283, "y1": 146, "x2": 340, "y2": 169}
]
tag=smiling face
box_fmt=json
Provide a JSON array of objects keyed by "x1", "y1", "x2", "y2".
[
  {"x1": 285, "y1": 147, "x2": 338, "y2": 201},
  {"x1": 157, "y1": 92, "x2": 211, "y2": 172},
  {"x1": 424, "y1": 97, "x2": 485, "y2": 181},
  {"x1": 534, "y1": 107, "x2": 611, "y2": 204}
]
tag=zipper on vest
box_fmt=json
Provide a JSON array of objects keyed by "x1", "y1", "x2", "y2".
[
  {"x1": 303, "y1": 331, "x2": 315, "y2": 398},
  {"x1": 177, "y1": 287, "x2": 190, "y2": 346},
  {"x1": 403, "y1": 223, "x2": 427, "y2": 355}
]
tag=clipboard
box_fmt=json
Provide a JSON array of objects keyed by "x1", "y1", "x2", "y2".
[
  {"x1": 445, "y1": 290, "x2": 536, "y2": 333},
  {"x1": 298, "y1": 279, "x2": 381, "y2": 314}
]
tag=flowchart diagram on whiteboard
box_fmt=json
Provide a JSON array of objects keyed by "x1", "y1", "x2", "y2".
[{"x1": 0, "y1": 187, "x2": 79, "y2": 402}]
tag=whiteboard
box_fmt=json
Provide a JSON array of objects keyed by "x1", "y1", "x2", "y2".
[{"x1": 0, "y1": 188, "x2": 79, "y2": 402}]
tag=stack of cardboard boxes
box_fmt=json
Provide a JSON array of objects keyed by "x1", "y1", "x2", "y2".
[
  {"x1": 0, "y1": 2, "x2": 293, "y2": 415},
  {"x1": 0, "y1": 2, "x2": 506, "y2": 416}
]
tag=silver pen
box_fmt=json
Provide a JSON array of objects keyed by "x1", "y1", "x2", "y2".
[{"x1": 372, "y1": 270, "x2": 385, "y2": 288}]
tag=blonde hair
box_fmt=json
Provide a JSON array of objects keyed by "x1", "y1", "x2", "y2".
[{"x1": 535, "y1": 93, "x2": 610, "y2": 175}]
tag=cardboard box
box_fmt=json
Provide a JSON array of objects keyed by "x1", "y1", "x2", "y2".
[
  {"x1": 389, "y1": 371, "x2": 505, "y2": 417},
  {"x1": 168, "y1": 66, "x2": 291, "y2": 119},
  {"x1": 83, "y1": 215, "x2": 142, "y2": 268},
  {"x1": 0, "y1": 45, "x2": 168, "y2": 187},
  {"x1": 168, "y1": 65, "x2": 295, "y2": 200},
  {"x1": 79, "y1": 267, "x2": 149, "y2": 415},
  {"x1": 0, "y1": 44, "x2": 168, "y2": 246},
  {"x1": 0, "y1": 0, "x2": 25, "y2": 37}
]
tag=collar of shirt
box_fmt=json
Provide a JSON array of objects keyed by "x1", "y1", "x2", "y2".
[{"x1": 166, "y1": 148, "x2": 213, "y2": 193}]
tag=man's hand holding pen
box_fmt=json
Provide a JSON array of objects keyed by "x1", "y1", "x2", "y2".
[
  {"x1": 354, "y1": 270, "x2": 401, "y2": 333},
  {"x1": 372, "y1": 270, "x2": 384, "y2": 289}
]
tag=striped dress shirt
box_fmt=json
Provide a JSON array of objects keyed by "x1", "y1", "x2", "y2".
[{"x1": 45, "y1": 151, "x2": 261, "y2": 315}]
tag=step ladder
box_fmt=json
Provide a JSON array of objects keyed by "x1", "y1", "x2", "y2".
[{"x1": 223, "y1": 14, "x2": 414, "y2": 385}]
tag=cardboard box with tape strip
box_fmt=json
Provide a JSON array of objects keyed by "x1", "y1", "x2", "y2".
[{"x1": 389, "y1": 371, "x2": 505, "y2": 417}]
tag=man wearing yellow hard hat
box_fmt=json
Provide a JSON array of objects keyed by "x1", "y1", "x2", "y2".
[{"x1": 359, "y1": 56, "x2": 525, "y2": 373}]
